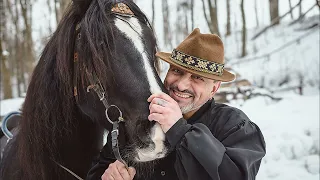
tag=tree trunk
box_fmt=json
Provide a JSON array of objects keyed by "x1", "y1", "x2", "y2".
[
  {"x1": 8, "y1": 0, "x2": 23, "y2": 96},
  {"x1": 208, "y1": 0, "x2": 220, "y2": 36},
  {"x1": 46, "y1": 0, "x2": 53, "y2": 33},
  {"x1": 201, "y1": 0, "x2": 213, "y2": 33},
  {"x1": 298, "y1": 0, "x2": 302, "y2": 17},
  {"x1": 15, "y1": 0, "x2": 22, "y2": 96},
  {"x1": 240, "y1": 0, "x2": 247, "y2": 57},
  {"x1": 54, "y1": 0, "x2": 59, "y2": 24},
  {"x1": 0, "y1": 40, "x2": 13, "y2": 99},
  {"x1": 20, "y1": 0, "x2": 35, "y2": 88},
  {"x1": 162, "y1": 0, "x2": 172, "y2": 48},
  {"x1": 288, "y1": 0, "x2": 294, "y2": 19},
  {"x1": 225, "y1": 0, "x2": 231, "y2": 36},
  {"x1": 151, "y1": 0, "x2": 155, "y2": 28},
  {"x1": 190, "y1": 0, "x2": 194, "y2": 30},
  {"x1": 1, "y1": 1, "x2": 13, "y2": 99},
  {"x1": 254, "y1": 0, "x2": 259, "y2": 27},
  {"x1": 269, "y1": 0, "x2": 279, "y2": 25},
  {"x1": 57, "y1": 0, "x2": 71, "y2": 22},
  {"x1": 201, "y1": 0, "x2": 220, "y2": 36}
]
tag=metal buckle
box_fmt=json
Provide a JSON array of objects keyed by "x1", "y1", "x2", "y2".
[{"x1": 105, "y1": 105, "x2": 124, "y2": 124}]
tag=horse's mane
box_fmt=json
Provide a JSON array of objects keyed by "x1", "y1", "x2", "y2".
[{"x1": 5, "y1": 0, "x2": 159, "y2": 179}]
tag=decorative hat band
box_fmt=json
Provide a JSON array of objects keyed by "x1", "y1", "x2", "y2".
[{"x1": 170, "y1": 49, "x2": 224, "y2": 76}]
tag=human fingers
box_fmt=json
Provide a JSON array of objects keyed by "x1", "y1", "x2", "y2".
[
  {"x1": 149, "y1": 102, "x2": 166, "y2": 114},
  {"x1": 148, "y1": 112, "x2": 164, "y2": 122},
  {"x1": 128, "y1": 167, "x2": 136, "y2": 179},
  {"x1": 108, "y1": 162, "x2": 125, "y2": 180},
  {"x1": 148, "y1": 92, "x2": 176, "y2": 104},
  {"x1": 101, "y1": 168, "x2": 115, "y2": 180},
  {"x1": 114, "y1": 160, "x2": 133, "y2": 180},
  {"x1": 149, "y1": 97, "x2": 168, "y2": 110}
]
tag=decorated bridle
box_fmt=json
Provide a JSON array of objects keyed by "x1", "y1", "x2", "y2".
[
  {"x1": 55, "y1": 3, "x2": 135, "y2": 179},
  {"x1": 74, "y1": 1, "x2": 135, "y2": 168}
]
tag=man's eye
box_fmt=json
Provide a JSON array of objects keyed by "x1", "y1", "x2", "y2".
[
  {"x1": 193, "y1": 75, "x2": 204, "y2": 81},
  {"x1": 172, "y1": 69, "x2": 181, "y2": 73}
]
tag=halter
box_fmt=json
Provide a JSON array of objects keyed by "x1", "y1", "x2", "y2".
[
  {"x1": 54, "y1": 3, "x2": 135, "y2": 179},
  {"x1": 85, "y1": 69, "x2": 128, "y2": 169},
  {"x1": 73, "y1": 3, "x2": 135, "y2": 169},
  {"x1": 73, "y1": 30, "x2": 128, "y2": 169}
]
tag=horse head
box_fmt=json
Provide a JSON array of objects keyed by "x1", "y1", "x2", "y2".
[{"x1": 74, "y1": 0, "x2": 170, "y2": 163}]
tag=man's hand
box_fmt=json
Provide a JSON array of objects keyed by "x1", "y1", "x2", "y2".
[
  {"x1": 147, "y1": 92, "x2": 183, "y2": 133},
  {"x1": 101, "y1": 160, "x2": 136, "y2": 180}
]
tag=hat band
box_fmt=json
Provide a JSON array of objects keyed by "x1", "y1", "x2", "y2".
[{"x1": 170, "y1": 49, "x2": 224, "y2": 76}]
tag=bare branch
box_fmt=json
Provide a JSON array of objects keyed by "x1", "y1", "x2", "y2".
[
  {"x1": 201, "y1": 0, "x2": 213, "y2": 33},
  {"x1": 252, "y1": 1, "x2": 301, "y2": 40}
]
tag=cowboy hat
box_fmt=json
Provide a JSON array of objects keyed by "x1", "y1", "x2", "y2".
[{"x1": 156, "y1": 28, "x2": 235, "y2": 82}]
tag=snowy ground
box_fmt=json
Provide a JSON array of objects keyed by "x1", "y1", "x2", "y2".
[
  {"x1": 228, "y1": 87, "x2": 319, "y2": 180},
  {"x1": 1, "y1": 0, "x2": 319, "y2": 179},
  {"x1": 1, "y1": 89, "x2": 319, "y2": 179}
]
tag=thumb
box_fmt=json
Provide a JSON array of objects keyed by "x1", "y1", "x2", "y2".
[{"x1": 128, "y1": 167, "x2": 136, "y2": 179}]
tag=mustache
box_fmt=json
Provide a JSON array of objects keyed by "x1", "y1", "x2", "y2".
[{"x1": 168, "y1": 85, "x2": 195, "y2": 96}]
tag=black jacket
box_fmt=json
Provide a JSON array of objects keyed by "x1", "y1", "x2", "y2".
[{"x1": 86, "y1": 100, "x2": 266, "y2": 180}]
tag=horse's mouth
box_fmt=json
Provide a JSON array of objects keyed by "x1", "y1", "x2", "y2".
[
  {"x1": 135, "y1": 148, "x2": 167, "y2": 162},
  {"x1": 134, "y1": 123, "x2": 168, "y2": 162}
]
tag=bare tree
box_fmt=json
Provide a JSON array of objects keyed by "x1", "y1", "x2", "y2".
[
  {"x1": 190, "y1": 0, "x2": 194, "y2": 30},
  {"x1": 46, "y1": 0, "x2": 53, "y2": 33},
  {"x1": 0, "y1": 40, "x2": 13, "y2": 99},
  {"x1": 54, "y1": 0, "x2": 59, "y2": 24},
  {"x1": 1, "y1": 0, "x2": 13, "y2": 99},
  {"x1": 225, "y1": 0, "x2": 231, "y2": 36},
  {"x1": 176, "y1": 0, "x2": 191, "y2": 45},
  {"x1": 254, "y1": 0, "x2": 259, "y2": 27},
  {"x1": 288, "y1": 0, "x2": 294, "y2": 19},
  {"x1": 6, "y1": 0, "x2": 23, "y2": 96},
  {"x1": 55, "y1": 0, "x2": 71, "y2": 23},
  {"x1": 162, "y1": 0, "x2": 172, "y2": 48},
  {"x1": 252, "y1": 1, "x2": 303, "y2": 40},
  {"x1": 298, "y1": 0, "x2": 302, "y2": 17},
  {"x1": 201, "y1": 0, "x2": 220, "y2": 36},
  {"x1": 151, "y1": 0, "x2": 155, "y2": 28},
  {"x1": 240, "y1": 0, "x2": 247, "y2": 57},
  {"x1": 59, "y1": 0, "x2": 70, "y2": 18},
  {"x1": 20, "y1": 0, "x2": 35, "y2": 87},
  {"x1": 269, "y1": 0, "x2": 280, "y2": 25}
]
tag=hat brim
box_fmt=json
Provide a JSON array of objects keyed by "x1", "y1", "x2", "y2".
[{"x1": 156, "y1": 52, "x2": 236, "y2": 82}]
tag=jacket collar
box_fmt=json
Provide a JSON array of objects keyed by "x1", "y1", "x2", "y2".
[{"x1": 187, "y1": 99, "x2": 214, "y2": 124}]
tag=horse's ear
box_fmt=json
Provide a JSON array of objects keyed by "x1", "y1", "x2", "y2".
[{"x1": 72, "y1": 0, "x2": 92, "y2": 16}]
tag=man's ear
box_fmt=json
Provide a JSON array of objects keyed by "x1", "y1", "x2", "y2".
[{"x1": 211, "y1": 81, "x2": 221, "y2": 96}]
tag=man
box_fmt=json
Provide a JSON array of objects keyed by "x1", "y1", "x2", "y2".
[{"x1": 88, "y1": 28, "x2": 266, "y2": 180}]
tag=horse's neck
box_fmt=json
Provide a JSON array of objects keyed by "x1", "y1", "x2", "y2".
[{"x1": 59, "y1": 118, "x2": 105, "y2": 178}]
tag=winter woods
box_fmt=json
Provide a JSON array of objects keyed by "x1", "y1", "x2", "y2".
[{"x1": 0, "y1": 0, "x2": 319, "y2": 100}]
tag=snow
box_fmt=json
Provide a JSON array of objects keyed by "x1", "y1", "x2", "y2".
[
  {"x1": 2, "y1": 50, "x2": 9, "y2": 56},
  {"x1": 227, "y1": 90, "x2": 319, "y2": 179},
  {"x1": 1, "y1": 0, "x2": 319, "y2": 179},
  {"x1": 1, "y1": 90, "x2": 319, "y2": 179},
  {"x1": 0, "y1": 98, "x2": 24, "y2": 117}
]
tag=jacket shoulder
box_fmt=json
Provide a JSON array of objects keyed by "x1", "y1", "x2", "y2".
[{"x1": 208, "y1": 103, "x2": 252, "y2": 138}]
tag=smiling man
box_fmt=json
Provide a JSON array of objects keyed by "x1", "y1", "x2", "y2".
[{"x1": 99, "y1": 28, "x2": 266, "y2": 180}]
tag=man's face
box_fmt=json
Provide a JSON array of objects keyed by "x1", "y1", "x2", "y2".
[{"x1": 164, "y1": 66, "x2": 220, "y2": 114}]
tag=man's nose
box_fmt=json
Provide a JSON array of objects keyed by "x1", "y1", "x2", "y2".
[{"x1": 176, "y1": 75, "x2": 191, "y2": 91}]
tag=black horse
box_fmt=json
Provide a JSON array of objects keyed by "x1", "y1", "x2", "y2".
[{"x1": 0, "y1": 0, "x2": 169, "y2": 179}]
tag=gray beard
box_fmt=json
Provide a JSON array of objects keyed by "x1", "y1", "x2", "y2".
[
  {"x1": 180, "y1": 102, "x2": 204, "y2": 114},
  {"x1": 180, "y1": 103, "x2": 195, "y2": 114}
]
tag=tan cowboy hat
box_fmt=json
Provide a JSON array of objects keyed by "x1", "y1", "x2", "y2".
[{"x1": 156, "y1": 28, "x2": 235, "y2": 82}]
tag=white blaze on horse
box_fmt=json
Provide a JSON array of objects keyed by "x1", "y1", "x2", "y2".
[{"x1": 0, "y1": 0, "x2": 169, "y2": 179}]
